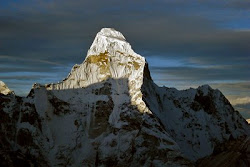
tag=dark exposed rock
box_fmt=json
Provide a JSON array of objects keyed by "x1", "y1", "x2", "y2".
[
  {"x1": 193, "y1": 92, "x2": 216, "y2": 114},
  {"x1": 197, "y1": 136, "x2": 250, "y2": 167},
  {"x1": 17, "y1": 128, "x2": 33, "y2": 146},
  {"x1": 0, "y1": 149, "x2": 49, "y2": 167},
  {"x1": 49, "y1": 96, "x2": 70, "y2": 115},
  {"x1": 92, "y1": 82, "x2": 112, "y2": 95},
  {"x1": 89, "y1": 97, "x2": 114, "y2": 138}
]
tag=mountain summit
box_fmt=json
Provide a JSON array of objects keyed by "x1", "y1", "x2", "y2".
[
  {"x1": 46, "y1": 28, "x2": 151, "y2": 114},
  {"x1": 47, "y1": 28, "x2": 147, "y2": 90},
  {"x1": 0, "y1": 28, "x2": 249, "y2": 167}
]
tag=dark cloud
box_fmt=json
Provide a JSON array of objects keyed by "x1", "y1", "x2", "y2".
[
  {"x1": 150, "y1": 66, "x2": 250, "y2": 81},
  {"x1": 1, "y1": 0, "x2": 249, "y2": 64}
]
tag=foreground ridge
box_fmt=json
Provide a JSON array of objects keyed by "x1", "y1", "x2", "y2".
[{"x1": 0, "y1": 28, "x2": 249, "y2": 166}]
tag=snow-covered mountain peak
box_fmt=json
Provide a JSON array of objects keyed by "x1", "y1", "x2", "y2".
[
  {"x1": 48, "y1": 28, "x2": 147, "y2": 92},
  {"x1": 87, "y1": 28, "x2": 136, "y2": 58},
  {"x1": 98, "y1": 28, "x2": 126, "y2": 40},
  {"x1": 0, "y1": 80, "x2": 13, "y2": 95}
]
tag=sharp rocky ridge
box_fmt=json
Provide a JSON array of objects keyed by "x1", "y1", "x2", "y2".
[{"x1": 0, "y1": 28, "x2": 249, "y2": 167}]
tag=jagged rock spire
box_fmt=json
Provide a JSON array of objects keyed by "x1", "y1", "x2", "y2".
[{"x1": 47, "y1": 28, "x2": 148, "y2": 93}]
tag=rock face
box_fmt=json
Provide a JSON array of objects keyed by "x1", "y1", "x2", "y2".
[
  {"x1": 196, "y1": 136, "x2": 250, "y2": 167},
  {"x1": 0, "y1": 28, "x2": 249, "y2": 167},
  {"x1": 142, "y1": 83, "x2": 249, "y2": 161}
]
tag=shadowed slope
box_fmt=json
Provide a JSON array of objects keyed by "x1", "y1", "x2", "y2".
[{"x1": 0, "y1": 78, "x2": 192, "y2": 166}]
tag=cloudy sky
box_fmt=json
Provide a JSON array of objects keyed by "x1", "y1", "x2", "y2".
[{"x1": 0, "y1": 0, "x2": 250, "y2": 118}]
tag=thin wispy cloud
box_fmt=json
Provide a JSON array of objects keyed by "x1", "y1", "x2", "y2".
[
  {"x1": 0, "y1": 55, "x2": 63, "y2": 66},
  {"x1": 230, "y1": 97, "x2": 250, "y2": 106}
]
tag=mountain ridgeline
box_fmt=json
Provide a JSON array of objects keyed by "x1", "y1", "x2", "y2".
[{"x1": 0, "y1": 28, "x2": 249, "y2": 167}]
